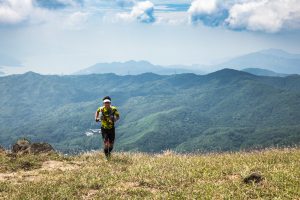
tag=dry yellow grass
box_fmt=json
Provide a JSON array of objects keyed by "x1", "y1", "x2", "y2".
[{"x1": 0, "y1": 148, "x2": 299, "y2": 199}]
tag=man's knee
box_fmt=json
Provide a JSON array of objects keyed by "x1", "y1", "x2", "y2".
[
  {"x1": 104, "y1": 140, "x2": 114, "y2": 147},
  {"x1": 104, "y1": 139, "x2": 109, "y2": 145}
]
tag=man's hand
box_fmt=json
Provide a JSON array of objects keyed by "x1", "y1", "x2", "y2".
[{"x1": 95, "y1": 118, "x2": 100, "y2": 122}]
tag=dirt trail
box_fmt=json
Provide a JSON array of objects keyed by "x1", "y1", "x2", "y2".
[{"x1": 0, "y1": 160, "x2": 80, "y2": 182}]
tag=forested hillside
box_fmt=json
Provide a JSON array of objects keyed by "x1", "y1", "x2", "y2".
[{"x1": 0, "y1": 69, "x2": 300, "y2": 152}]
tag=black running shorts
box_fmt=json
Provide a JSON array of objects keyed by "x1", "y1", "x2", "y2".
[{"x1": 101, "y1": 127, "x2": 115, "y2": 144}]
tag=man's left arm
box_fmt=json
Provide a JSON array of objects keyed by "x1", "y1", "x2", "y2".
[{"x1": 114, "y1": 109, "x2": 120, "y2": 122}]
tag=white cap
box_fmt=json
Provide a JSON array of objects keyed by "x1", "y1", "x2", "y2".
[{"x1": 103, "y1": 99, "x2": 111, "y2": 103}]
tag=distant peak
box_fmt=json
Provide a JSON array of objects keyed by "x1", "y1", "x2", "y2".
[
  {"x1": 135, "y1": 72, "x2": 161, "y2": 78},
  {"x1": 214, "y1": 68, "x2": 241, "y2": 73},
  {"x1": 24, "y1": 71, "x2": 41, "y2": 76},
  {"x1": 124, "y1": 60, "x2": 152, "y2": 65},
  {"x1": 208, "y1": 68, "x2": 252, "y2": 77}
]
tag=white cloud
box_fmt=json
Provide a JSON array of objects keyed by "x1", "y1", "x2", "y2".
[
  {"x1": 188, "y1": 0, "x2": 229, "y2": 26},
  {"x1": 226, "y1": 0, "x2": 300, "y2": 32},
  {"x1": 0, "y1": 0, "x2": 155, "y2": 26},
  {"x1": 117, "y1": 1, "x2": 155, "y2": 23},
  {"x1": 188, "y1": 0, "x2": 218, "y2": 15},
  {"x1": 188, "y1": 0, "x2": 300, "y2": 32},
  {"x1": 1, "y1": 0, "x2": 299, "y2": 33},
  {"x1": 0, "y1": 0, "x2": 33, "y2": 24},
  {"x1": 0, "y1": 0, "x2": 84, "y2": 25}
]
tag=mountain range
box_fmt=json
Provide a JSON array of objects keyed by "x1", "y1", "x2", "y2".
[
  {"x1": 1, "y1": 49, "x2": 299, "y2": 76},
  {"x1": 74, "y1": 60, "x2": 203, "y2": 75},
  {"x1": 216, "y1": 49, "x2": 300, "y2": 74},
  {"x1": 73, "y1": 49, "x2": 300, "y2": 76},
  {"x1": 0, "y1": 69, "x2": 299, "y2": 153}
]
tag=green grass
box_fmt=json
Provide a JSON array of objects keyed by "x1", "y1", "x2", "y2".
[
  {"x1": 0, "y1": 148, "x2": 299, "y2": 199},
  {"x1": 0, "y1": 152, "x2": 70, "y2": 173}
]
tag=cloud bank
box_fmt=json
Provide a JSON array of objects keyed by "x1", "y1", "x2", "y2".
[
  {"x1": 0, "y1": 0, "x2": 82, "y2": 25},
  {"x1": 0, "y1": 0, "x2": 33, "y2": 24},
  {"x1": 188, "y1": 0, "x2": 300, "y2": 33},
  {"x1": 0, "y1": 0, "x2": 299, "y2": 32},
  {"x1": 117, "y1": 1, "x2": 155, "y2": 23}
]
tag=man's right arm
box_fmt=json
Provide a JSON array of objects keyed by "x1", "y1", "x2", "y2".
[{"x1": 95, "y1": 109, "x2": 100, "y2": 122}]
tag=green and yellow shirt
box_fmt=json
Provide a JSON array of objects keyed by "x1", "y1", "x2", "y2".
[{"x1": 97, "y1": 106, "x2": 120, "y2": 129}]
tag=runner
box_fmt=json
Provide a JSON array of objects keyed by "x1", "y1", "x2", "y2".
[{"x1": 95, "y1": 96, "x2": 120, "y2": 160}]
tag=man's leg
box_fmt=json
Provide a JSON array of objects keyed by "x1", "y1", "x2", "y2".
[
  {"x1": 108, "y1": 128, "x2": 115, "y2": 154},
  {"x1": 104, "y1": 139, "x2": 110, "y2": 158},
  {"x1": 101, "y1": 128, "x2": 110, "y2": 159}
]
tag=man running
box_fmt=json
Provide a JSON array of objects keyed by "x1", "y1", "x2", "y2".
[{"x1": 95, "y1": 96, "x2": 120, "y2": 160}]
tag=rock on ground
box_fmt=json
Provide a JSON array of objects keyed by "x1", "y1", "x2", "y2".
[
  {"x1": 11, "y1": 138, "x2": 54, "y2": 154},
  {"x1": 30, "y1": 143, "x2": 54, "y2": 154},
  {"x1": 12, "y1": 138, "x2": 31, "y2": 154}
]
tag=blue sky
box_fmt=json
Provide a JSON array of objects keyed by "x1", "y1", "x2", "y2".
[{"x1": 0, "y1": 0, "x2": 300, "y2": 74}]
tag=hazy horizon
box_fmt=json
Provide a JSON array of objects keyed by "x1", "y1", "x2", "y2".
[{"x1": 1, "y1": 0, "x2": 300, "y2": 75}]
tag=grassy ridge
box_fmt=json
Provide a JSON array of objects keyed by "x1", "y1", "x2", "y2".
[{"x1": 0, "y1": 148, "x2": 299, "y2": 199}]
